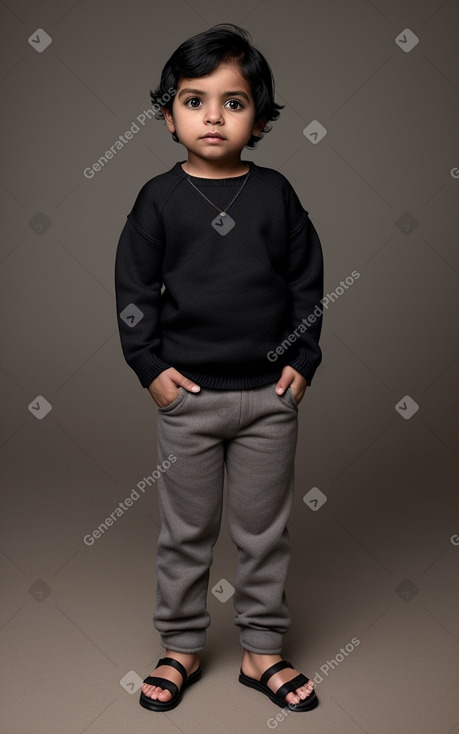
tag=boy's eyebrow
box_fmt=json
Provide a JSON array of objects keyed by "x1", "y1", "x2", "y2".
[{"x1": 178, "y1": 88, "x2": 251, "y2": 102}]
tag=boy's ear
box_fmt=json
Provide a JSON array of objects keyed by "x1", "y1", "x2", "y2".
[
  {"x1": 162, "y1": 106, "x2": 176, "y2": 134},
  {"x1": 252, "y1": 118, "x2": 266, "y2": 138}
]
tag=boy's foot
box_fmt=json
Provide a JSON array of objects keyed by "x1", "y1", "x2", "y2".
[
  {"x1": 240, "y1": 651, "x2": 315, "y2": 707},
  {"x1": 141, "y1": 650, "x2": 200, "y2": 703}
]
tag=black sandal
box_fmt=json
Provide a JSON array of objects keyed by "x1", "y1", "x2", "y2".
[
  {"x1": 139, "y1": 656, "x2": 202, "y2": 712},
  {"x1": 239, "y1": 660, "x2": 318, "y2": 711}
]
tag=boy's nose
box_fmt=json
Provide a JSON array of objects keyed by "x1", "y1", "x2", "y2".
[{"x1": 205, "y1": 108, "x2": 223, "y2": 124}]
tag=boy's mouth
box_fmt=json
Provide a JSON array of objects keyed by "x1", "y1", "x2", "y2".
[{"x1": 201, "y1": 132, "x2": 226, "y2": 140}]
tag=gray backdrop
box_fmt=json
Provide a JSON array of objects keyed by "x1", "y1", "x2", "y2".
[{"x1": 1, "y1": 1, "x2": 458, "y2": 733}]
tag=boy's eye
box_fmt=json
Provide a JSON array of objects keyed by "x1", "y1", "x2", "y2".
[
  {"x1": 186, "y1": 97, "x2": 202, "y2": 108},
  {"x1": 225, "y1": 99, "x2": 244, "y2": 110}
]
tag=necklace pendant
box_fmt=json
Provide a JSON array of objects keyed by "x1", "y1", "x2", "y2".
[{"x1": 211, "y1": 212, "x2": 235, "y2": 236}]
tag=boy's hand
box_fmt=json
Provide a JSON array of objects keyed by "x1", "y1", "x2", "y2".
[
  {"x1": 275, "y1": 366, "x2": 307, "y2": 405},
  {"x1": 148, "y1": 367, "x2": 200, "y2": 408}
]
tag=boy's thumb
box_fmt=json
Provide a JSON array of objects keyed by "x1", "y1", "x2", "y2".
[
  {"x1": 275, "y1": 380, "x2": 287, "y2": 395},
  {"x1": 181, "y1": 379, "x2": 201, "y2": 393}
]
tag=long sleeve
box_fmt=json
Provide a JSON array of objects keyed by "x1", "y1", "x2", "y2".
[
  {"x1": 283, "y1": 188, "x2": 324, "y2": 384},
  {"x1": 114, "y1": 215, "x2": 171, "y2": 387}
]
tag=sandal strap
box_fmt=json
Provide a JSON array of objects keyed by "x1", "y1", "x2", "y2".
[
  {"x1": 275, "y1": 673, "x2": 310, "y2": 700},
  {"x1": 260, "y1": 660, "x2": 293, "y2": 687},
  {"x1": 142, "y1": 676, "x2": 179, "y2": 697},
  {"x1": 157, "y1": 656, "x2": 188, "y2": 682}
]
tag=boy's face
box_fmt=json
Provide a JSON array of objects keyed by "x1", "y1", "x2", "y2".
[{"x1": 163, "y1": 62, "x2": 264, "y2": 167}]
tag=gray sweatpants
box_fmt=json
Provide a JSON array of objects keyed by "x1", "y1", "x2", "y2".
[{"x1": 154, "y1": 383, "x2": 299, "y2": 655}]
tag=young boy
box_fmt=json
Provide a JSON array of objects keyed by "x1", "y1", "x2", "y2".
[{"x1": 115, "y1": 24, "x2": 323, "y2": 713}]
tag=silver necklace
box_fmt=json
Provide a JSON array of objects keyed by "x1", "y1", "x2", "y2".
[{"x1": 185, "y1": 171, "x2": 250, "y2": 236}]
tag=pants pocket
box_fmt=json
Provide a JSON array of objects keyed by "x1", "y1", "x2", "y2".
[
  {"x1": 158, "y1": 386, "x2": 188, "y2": 414},
  {"x1": 278, "y1": 386, "x2": 298, "y2": 411}
]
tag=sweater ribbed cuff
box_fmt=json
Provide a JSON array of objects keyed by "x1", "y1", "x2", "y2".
[
  {"x1": 130, "y1": 352, "x2": 172, "y2": 388},
  {"x1": 288, "y1": 352, "x2": 321, "y2": 386}
]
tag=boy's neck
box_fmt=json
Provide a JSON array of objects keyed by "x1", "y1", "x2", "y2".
[{"x1": 181, "y1": 156, "x2": 250, "y2": 179}]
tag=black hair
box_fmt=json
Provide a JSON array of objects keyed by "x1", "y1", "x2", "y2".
[{"x1": 150, "y1": 23, "x2": 284, "y2": 148}]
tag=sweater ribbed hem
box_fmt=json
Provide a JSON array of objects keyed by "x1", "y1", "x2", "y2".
[{"x1": 174, "y1": 368, "x2": 283, "y2": 390}]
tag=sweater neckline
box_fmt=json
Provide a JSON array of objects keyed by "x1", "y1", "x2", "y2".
[{"x1": 173, "y1": 160, "x2": 255, "y2": 187}]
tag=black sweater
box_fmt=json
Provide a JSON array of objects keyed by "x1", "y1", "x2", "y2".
[{"x1": 115, "y1": 160, "x2": 324, "y2": 390}]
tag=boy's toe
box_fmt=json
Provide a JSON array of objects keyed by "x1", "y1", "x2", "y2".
[
  {"x1": 298, "y1": 682, "x2": 314, "y2": 699},
  {"x1": 157, "y1": 688, "x2": 173, "y2": 702},
  {"x1": 284, "y1": 680, "x2": 315, "y2": 706}
]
